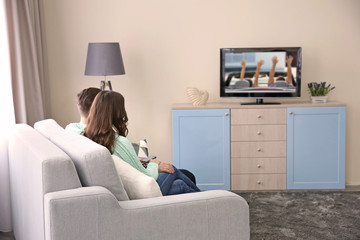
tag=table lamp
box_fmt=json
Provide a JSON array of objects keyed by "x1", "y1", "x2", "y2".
[{"x1": 84, "y1": 42, "x2": 125, "y2": 90}]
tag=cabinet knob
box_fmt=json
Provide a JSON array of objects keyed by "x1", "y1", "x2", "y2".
[
  {"x1": 257, "y1": 180, "x2": 262, "y2": 184},
  {"x1": 257, "y1": 115, "x2": 262, "y2": 119},
  {"x1": 257, "y1": 148, "x2": 261, "y2": 152},
  {"x1": 257, "y1": 131, "x2": 262, "y2": 135},
  {"x1": 225, "y1": 113, "x2": 229, "y2": 116},
  {"x1": 289, "y1": 112, "x2": 293, "y2": 115},
  {"x1": 257, "y1": 164, "x2": 261, "y2": 168}
]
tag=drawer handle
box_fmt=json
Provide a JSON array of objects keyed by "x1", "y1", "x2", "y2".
[
  {"x1": 257, "y1": 115, "x2": 262, "y2": 119},
  {"x1": 289, "y1": 112, "x2": 293, "y2": 115},
  {"x1": 257, "y1": 164, "x2": 261, "y2": 168},
  {"x1": 257, "y1": 148, "x2": 261, "y2": 152},
  {"x1": 257, "y1": 180, "x2": 262, "y2": 184},
  {"x1": 257, "y1": 131, "x2": 262, "y2": 135}
]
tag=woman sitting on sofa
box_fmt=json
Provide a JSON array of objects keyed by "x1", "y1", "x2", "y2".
[
  {"x1": 81, "y1": 90, "x2": 200, "y2": 195},
  {"x1": 66, "y1": 88, "x2": 197, "y2": 184}
]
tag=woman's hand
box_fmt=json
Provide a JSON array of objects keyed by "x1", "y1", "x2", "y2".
[
  {"x1": 158, "y1": 162, "x2": 174, "y2": 174},
  {"x1": 150, "y1": 159, "x2": 160, "y2": 165},
  {"x1": 272, "y1": 56, "x2": 278, "y2": 65},
  {"x1": 257, "y1": 59, "x2": 264, "y2": 67},
  {"x1": 240, "y1": 59, "x2": 246, "y2": 67},
  {"x1": 286, "y1": 55, "x2": 293, "y2": 66}
]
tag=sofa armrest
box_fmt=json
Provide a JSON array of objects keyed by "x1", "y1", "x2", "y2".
[
  {"x1": 44, "y1": 186, "x2": 118, "y2": 240},
  {"x1": 119, "y1": 190, "x2": 250, "y2": 240},
  {"x1": 45, "y1": 188, "x2": 249, "y2": 240}
]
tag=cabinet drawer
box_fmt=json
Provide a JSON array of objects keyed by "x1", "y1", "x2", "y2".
[
  {"x1": 231, "y1": 141, "x2": 286, "y2": 158},
  {"x1": 231, "y1": 174, "x2": 286, "y2": 190},
  {"x1": 231, "y1": 157, "x2": 286, "y2": 174},
  {"x1": 231, "y1": 125, "x2": 286, "y2": 141},
  {"x1": 231, "y1": 108, "x2": 286, "y2": 125}
]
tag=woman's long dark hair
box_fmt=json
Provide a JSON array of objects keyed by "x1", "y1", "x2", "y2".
[{"x1": 84, "y1": 91, "x2": 128, "y2": 153}]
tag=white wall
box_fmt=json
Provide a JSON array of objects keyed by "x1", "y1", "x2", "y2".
[{"x1": 43, "y1": 0, "x2": 360, "y2": 185}]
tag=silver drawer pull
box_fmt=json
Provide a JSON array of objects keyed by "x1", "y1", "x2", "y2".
[
  {"x1": 257, "y1": 115, "x2": 262, "y2": 119},
  {"x1": 289, "y1": 112, "x2": 293, "y2": 115},
  {"x1": 257, "y1": 148, "x2": 261, "y2": 152},
  {"x1": 257, "y1": 180, "x2": 262, "y2": 184},
  {"x1": 257, "y1": 131, "x2": 262, "y2": 135},
  {"x1": 225, "y1": 113, "x2": 229, "y2": 116},
  {"x1": 257, "y1": 164, "x2": 261, "y2": 168}
]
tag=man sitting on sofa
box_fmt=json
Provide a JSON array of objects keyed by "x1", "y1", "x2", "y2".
[
  {"x1": 66, "y1": 87, "x2": 101, "y2": 134},
  {"x1": 66, "y1": 87, "x2": 197, "y2": 184}
]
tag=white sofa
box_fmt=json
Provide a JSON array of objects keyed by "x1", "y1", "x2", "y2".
[
  {"x1": 0, "y1": 133, "x2": 12, "y2": 232},
  {"x1": 7, "y1": 119, "x2": 250, "y2": 240}
]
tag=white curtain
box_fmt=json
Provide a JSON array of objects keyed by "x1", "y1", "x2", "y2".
[
  {"x1": 6, "y1": 0, "x2": 50, "y2": 126},
  {"x1": 0, "y1": 0, "x2": 14, "y2": 232},
  {"x1": 0, "y1": 0, "x2": 50, "y2": 232}
]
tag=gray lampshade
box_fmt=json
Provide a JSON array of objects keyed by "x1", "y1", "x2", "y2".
[{"x1": 85, "y1": 42, "x2": 125, "y2": 76}]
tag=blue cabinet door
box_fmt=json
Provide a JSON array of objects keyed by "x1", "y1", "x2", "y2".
[
  {"x1": 287, "y1": 107, "x2": 346, "y2": 189},
  {"x1": 172, "y1": 109, "x2": 230, "y2": 190}
]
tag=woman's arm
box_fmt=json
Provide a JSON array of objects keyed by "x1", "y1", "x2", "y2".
[
  {"x1": 150, "y1": 159, "x2": 174, "y2": 174},
  {"x1": 240, "y1": 60, "x2": 246, "y2": 80},
  {"x1": 157, "y1": 162, "x2": 174, "y2": 174},
  {"x1": 286, "y1": 55, "x2": 294, "y2": 84},
  {"x1": 268, "y1": 56, "x2": 278, "y2": 86},
  {"x1": 113, "y1": 136, "x2": 159, "y2": 179},
  {"x1": 253, "y1": 60, "x2": 264, "y2": 87}
]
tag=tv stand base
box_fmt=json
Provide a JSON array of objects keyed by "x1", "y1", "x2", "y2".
[{"x1": 241, "y1": 98, "x2": 281, "y2": 105}]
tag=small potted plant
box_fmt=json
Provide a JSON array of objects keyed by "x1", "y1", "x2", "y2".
[{"x1": 307, "y1": 82, "x2": 335, "y2": 103}]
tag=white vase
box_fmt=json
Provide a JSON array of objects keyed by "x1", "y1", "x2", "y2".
[
  {"x1": 311, "y1": 96, "x2": 328, "y2": 103},
  {"x1": 186, "y1": 87, "x2": 209, "y2": 106}
]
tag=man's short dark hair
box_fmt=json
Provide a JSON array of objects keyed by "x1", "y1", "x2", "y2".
[{"x1": 77, "y1": 87, "x2": 102, "y2": 117}]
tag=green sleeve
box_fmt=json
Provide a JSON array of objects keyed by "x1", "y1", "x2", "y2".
[
  {"x1": 112, "y1": 135, "x2": 159, "y2": 180},
  {"x1": 65, "y1": 123, "x2": 86, "y2": 134}
]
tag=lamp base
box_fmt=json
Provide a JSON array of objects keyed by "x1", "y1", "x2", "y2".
[{"x1": 100, "y1": 80, "x2": 112, "y2": 91}]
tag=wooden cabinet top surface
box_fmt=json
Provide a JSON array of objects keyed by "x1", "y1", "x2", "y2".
[{"x1": 172, "y1": 101, "x2": 346, "y2": 110}]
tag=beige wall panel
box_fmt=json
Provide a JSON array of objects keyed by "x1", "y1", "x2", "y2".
[{"x1": 43, "y1": 0, "x2": 360, "y2": 184}]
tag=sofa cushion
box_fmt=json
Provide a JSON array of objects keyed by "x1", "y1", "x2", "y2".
[
  {"x1": 112, "y1": 155, "x2": 162, "y2": 200},
  {"x1": 34, "y1": 119, "x2": 129, "y2": 201},
  {"x1": 132, "y1": 139, "x2": 149, "y2": 158},
  {"x1": 132, "y1": 139, "x2": 152, "y2": 167}
]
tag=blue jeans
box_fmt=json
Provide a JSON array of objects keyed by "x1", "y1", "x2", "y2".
[{"x1": 156, "y1": 166, "x2": 200, "y2": 195}]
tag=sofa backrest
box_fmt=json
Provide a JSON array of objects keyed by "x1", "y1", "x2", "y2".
[
  {"x1": 34, "y1": 119, "x2": 129, "y2": 201},
  {"x1": 8, "y1": 124, "x2": 81, "y2": 240}
]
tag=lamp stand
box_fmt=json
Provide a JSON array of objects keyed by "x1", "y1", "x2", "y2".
[{"x1": 100, "y1": 80, "x2": 112, "y2": 91}]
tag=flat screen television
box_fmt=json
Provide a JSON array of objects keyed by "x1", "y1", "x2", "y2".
[{"x1": 220, "y1": 47, "x2": 302, "y2": 104}]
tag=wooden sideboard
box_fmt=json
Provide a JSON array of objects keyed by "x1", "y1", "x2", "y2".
[{"x1": 172, "y1": 102, "x2": 346, "y2": 191}]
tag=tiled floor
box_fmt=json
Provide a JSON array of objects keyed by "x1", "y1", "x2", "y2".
[
  {"x1": 233, "y1": 185, "x2": 360, "y2": 194},
  {"x1": 0, "y1": 232, "x2": 14, "y2": 240}
]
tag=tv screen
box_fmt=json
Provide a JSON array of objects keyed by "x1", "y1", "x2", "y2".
[{"x1": 220, "y1": 47, "x2": 302, "y2": 104}]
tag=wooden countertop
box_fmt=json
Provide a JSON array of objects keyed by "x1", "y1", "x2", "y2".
[{"x1": 172, "y1": 101, "x2": 346, "y2": 109}]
